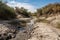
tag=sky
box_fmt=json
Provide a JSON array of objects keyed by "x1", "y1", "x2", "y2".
[{"x1": 5, "y1": 0, "x2": 60, "y2": 12}]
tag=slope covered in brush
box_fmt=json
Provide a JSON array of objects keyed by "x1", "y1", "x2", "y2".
[{"x1": 37, "y1": 3, "x2": 60, "y2": 17}]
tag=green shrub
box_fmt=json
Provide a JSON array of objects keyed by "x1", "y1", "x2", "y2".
[{"x1": 0, "y1": 1, "x2": 17, "y2": 20}]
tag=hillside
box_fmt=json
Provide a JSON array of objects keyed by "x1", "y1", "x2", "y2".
[
  {"x1": 0, "y1": 1, "x2": 31, "y2": 20},
  {"x1": 37, "y1": 3, "x2": 60, "y2": 17}
]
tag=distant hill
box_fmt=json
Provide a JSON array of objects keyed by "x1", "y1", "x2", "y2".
[
  {"x1": 37, "y1": 3, "x2": 60, "y2": 17},
  {"x1": 15, "y1": 7, "x2": 31, "y2": 18}
]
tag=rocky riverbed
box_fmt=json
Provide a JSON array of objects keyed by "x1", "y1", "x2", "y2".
[{"x1": 1, "y1": 15, "x2": 60, "y2": 40}]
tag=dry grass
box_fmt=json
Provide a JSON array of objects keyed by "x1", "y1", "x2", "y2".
[
  {"x1": 36, "y1": 18, "x2": 50, "y2": 23},
  {"x1": 56, "y1": 23, "x2": 60, "y2": 29}
]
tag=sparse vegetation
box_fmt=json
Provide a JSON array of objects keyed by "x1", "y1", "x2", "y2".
[
  {"x1": 36, "y1": 3, "x2": 60, "y2": 17},
  {"x1": 15, "y1": 7, "x2": 31, "y2": 18},
  {"x1": 55, "y1": 23, "x2": 60, "y2": 29}
]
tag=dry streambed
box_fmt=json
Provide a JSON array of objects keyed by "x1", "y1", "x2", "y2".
[{"x1": 1, "y1": 17, "x2": 60, "y2": 40}]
